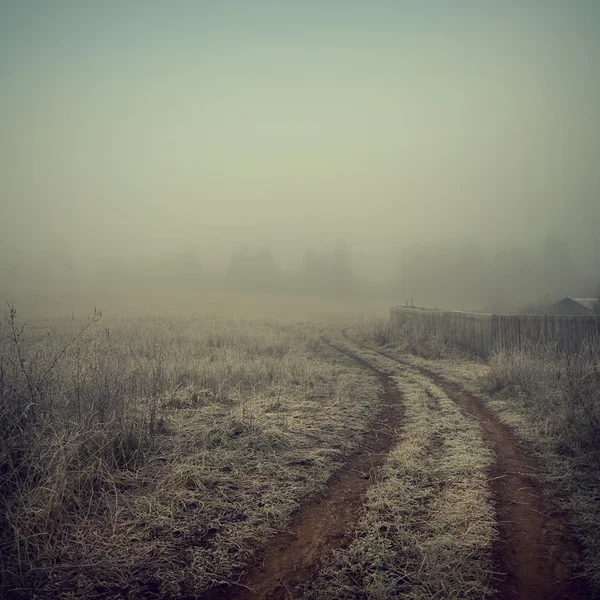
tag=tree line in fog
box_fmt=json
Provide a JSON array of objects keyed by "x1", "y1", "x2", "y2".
[{"x1": 2, "y1": 234, "x2": 598, "y2": 314}]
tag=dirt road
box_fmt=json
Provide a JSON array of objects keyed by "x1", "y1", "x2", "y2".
[
  {"x1": 341, "y1": 330, "x2": 588, "y2": 600},
  {"x1": 213, "y1": 338, "x2": 404, "y2": 599},
  {"x1": 213, "y1": 331, "x2": 588, "y2": 599}
]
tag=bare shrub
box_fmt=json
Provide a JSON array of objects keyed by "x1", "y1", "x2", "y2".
[
  {"x1": 354, "y1": 317, "x2": 452, "y2": 359},
  {"x1": 485, "y1": 340, "x2": 600, "y2": 457},
  {"x1": 0, "y1": 306, "x2": 157, "y2": 596},
  {"x1": 354, "y1": 317, "x2": 392, "y2": 346},
  {"x1": 483, "y1": 339, "x2": 600, "y2": 592},
  {"x1": 0, "y1": 308, "x2": 379, "y2": 598}
]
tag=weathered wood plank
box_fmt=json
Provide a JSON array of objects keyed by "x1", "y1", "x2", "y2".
[{"x1": 390, "y1": 306, "x2": 600, "y2": 357}]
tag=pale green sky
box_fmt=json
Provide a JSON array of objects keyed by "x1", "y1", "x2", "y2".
[{"x1": 1, "y1": 1, "x2": 599, "y2": 275}]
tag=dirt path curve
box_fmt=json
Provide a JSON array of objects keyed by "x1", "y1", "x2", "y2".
[
  {"x1": 210, "y1": 337, "x2": 404, "y2": 600},
  {"x1": 342, "y1": 329, "x2": 589, "y2": 600}
]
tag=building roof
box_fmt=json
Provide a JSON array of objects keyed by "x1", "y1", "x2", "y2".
[
  {"x1": 554, "y1": 297, "x2": 598, "y2": 311},
  {"x1": 571, "y1": 298, "x2": 598, "y2": 311}
]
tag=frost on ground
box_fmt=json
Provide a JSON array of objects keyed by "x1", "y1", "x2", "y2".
[
  {"x1": 0, "y1": 316, "x2": 380, "y2": 599},
  {"x1": 350, "y1": 318, "x2": 600, "y2": 596},
  {"x1": 304, "y1": 335, "x2": 496, "y2": 599}
]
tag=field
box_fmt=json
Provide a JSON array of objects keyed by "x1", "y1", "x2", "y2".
[{"x1": 1, "y1": 301, "x2": 597, "y2": 599}]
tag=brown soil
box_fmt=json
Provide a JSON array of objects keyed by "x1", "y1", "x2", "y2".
[
  {"x1": 209, "y1": 338, "x2": 404, "y2": 599},
  {"x1": 342, "y1": 332, "x2": 590, "y2": 600},
  {"x1": 412, "y1": 367, "x2": 589, "y2": 600}
]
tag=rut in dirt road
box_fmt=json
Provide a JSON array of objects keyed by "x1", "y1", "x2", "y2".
[
  {"x1": 413, "y1": 368, "x2": 588, "y2": 600},
  {"x1": 342, "y1": 330, "x2": 589, "y2": 600},
  {"x1": 211, "y1": 337, "x2": 404, "y2": 600}
]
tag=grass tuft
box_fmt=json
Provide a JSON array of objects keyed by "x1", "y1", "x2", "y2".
[{"x1": 354, "y1": 317, "x2": 456, "y2": 360}]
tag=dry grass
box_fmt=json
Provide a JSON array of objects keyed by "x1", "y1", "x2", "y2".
[
  {"x1": 482, "y1": 342, "x2": 600, "y2": 594},
  {"x1": 353, "y1": 317, "x2": 457, "y2": 360},
  {"x1": 361, "y1": 317, "x2": 600, "y2": 596},
  {"x1": 305, "y1": 335, "x2": 496, "y2": 599},
  {"x1": 484, "y1": 342, "x2": 600, "y2": 455},
  {"x1": 0, "y1": 310, "x2": 381, "y2": 599}
]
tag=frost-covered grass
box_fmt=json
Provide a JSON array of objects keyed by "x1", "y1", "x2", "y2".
[
  {"x1": 305, "y1": 335, "x2": 496, "y2": 599},
  {"x1": 0, "y1": 311, "x2": 380, "y2": 599},
  {"x1": 350, "y1": 320, "x2": 600, "y2": 596}
]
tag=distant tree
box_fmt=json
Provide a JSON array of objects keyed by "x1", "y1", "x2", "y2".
[
  {"x1": 300, "y1": 248, "x2": 329, "y2": 294},
  {"x1": 541, "y1": 233, "x2": 574, "y2": 299},
  {"x1": 488, "y1": 245, "x2": 534, "y2": 312},
  {"x1": 330, "y1": 240, "x2": 357, "y2": 295},
  {"x1": 254, "y1": 246, "x2": 283, "y2": 291},
  {"x1": 159, "y1": 248, "x2": 203, "y2": 289},
  {"x1": 331, "y1": 240, "x2": 352, "y2": 276},
  {"x1": 227, "y1": 247, "x2": 252, "y2": 288},
  {"x1": 227, "y1": 246, "x2": 283, "y2": 292},
  {"x1": 394, "y1": 244, "x2": 432, "y2": 307},
  {"x1": 301, "y1": 248, "x2": 320, "y2": 275}
]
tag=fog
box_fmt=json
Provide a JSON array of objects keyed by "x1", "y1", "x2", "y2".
[{"x1": 1, "y1": 2, "x2": 599, "y2": 315}]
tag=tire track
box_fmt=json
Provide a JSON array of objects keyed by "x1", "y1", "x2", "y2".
[
  {"x1": 209, "y1": 336, "x2": 404, "y2": 599},
  {"x1": 341, "y1": 329, "x2": 589, "y2": 600}
]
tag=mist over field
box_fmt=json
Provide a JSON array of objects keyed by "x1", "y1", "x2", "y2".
[
  {"x1": 3, "y1": 6, "x2": 600, "y2": 599},
  {"x1": 1, "y1": 1, "x2": 599, "y2": 315}
]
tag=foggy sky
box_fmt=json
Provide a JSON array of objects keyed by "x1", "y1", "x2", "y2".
[{"x1": 1, "y1": 1, "x2": 599, "y2": 281}]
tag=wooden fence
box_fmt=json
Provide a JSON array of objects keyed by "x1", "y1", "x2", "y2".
[{"x1": 390, "y1": 306, "x2": 600, "y2": 357}]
